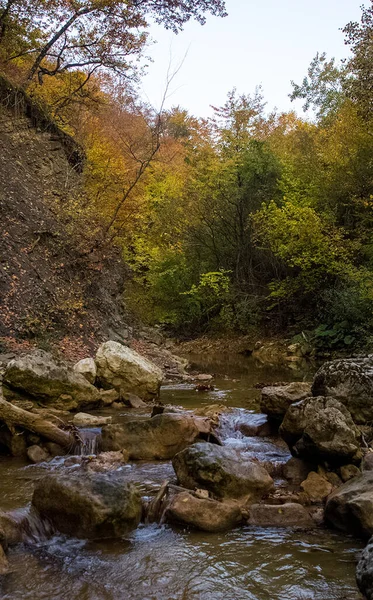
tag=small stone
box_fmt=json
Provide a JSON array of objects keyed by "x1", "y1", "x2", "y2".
[
  {"x1": 340, "y1": 464, "x2": 361, "y2": 482},
  {"x1": 195, "y1": 489, "x2": 209, "y2": 499},
  {"x1": 121, "y1": 392, "x2": 147, "y2": 408},
  {"x1": 99, "y1": 389, "x2": 120, "y2": 405},
  {"x1": 300, "y1": 472, "x2": 333, "y2": 503},
  {"x1": 27, "y1": 445, "x2": 50, "y2": 464},
  {"x1": 111, "y1": 402, "x2": 123, "y2": 410},
  {"x1": 195, "y1": 374, "x2": 213, "y2": 382},
  {"x1": 72, "y1": 413, "x2": 112, "y2": 427}
]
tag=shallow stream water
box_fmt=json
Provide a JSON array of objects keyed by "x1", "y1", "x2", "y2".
[{"x1": 0, "y1": 354, "x2": 364, "y2": 600}]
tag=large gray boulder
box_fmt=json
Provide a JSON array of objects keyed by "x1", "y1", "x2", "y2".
[
  {"x1": 95, "y1": 341, "x2": 163, "y2": 401},
  {"x1": 280, "y1": 396, "x2": 361, "y2": 464},
  {"x1": 172, "y1": 442, "x2": 274, "y2": 502},
  {"x1": 3, "y1": 350, "x2": 101, "y2": 410},
  {"x1": 260, "y1": 382, "x2": 312, "y2": 420},
  {"x1": 357, "y1": 536, "x2": 373, "y2": 600},
  {"x1": 101, "y1": 413, "x2": 216, "y2": 460},
  {"x1": 164, "y1": 490, "x2": 242, "y2": 532},
  {"x1": 32, "y1": 472, "x2": 142, "y2": 539},
  {"x1": 325, "y1": 472, "x2": 373, "y2": 538},
  {"x1": 312, "y1": 357, "x2": 373, "y2": 423}
]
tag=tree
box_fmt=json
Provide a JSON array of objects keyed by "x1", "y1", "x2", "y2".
[
  {"x1": 0, "y1": 0, "x2": 227, "y2": 86},
  {"x1": 343, "y1": 1, "x2": 373, "y2": 120}
]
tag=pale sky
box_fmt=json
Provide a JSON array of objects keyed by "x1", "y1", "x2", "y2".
[{"x1": 140, "y1": 0, "x2": 365, "y2": 118}]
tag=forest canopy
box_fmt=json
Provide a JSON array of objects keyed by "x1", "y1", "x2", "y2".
[{"x1": 2, "y1": 0, "x2": 373, "y2": 352}]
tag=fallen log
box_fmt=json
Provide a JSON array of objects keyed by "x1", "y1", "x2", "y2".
[{"x1": 0, "y1": 395, "x2": 74, "y2": 450}]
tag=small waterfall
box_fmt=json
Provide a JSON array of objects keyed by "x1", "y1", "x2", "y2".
[
  {"x1": 71, "y1": 427, "x2": 102, "y2": 456},
  {"x1": 6, "y1": 506, "x2": 55, "y2": 544}
]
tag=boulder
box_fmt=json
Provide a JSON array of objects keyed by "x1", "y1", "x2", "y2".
[
  {"x1": 0, "y1": 510, "x2": 24, "y2": 545},
  {"x1": 312, "y1": 357, "x2": 373, "y2": 423},
  {"x1": 164, "y1": 490, "x2": 242, "y2": 532},
  {"x1": 73, "y1": 358, "x2": 97, "y2": 385},
  {"x1": 300, "y1": 472, "x2": 333, "y2": 503},
  {"x1": 325, "y1": 472, "x2": 373, "y2": 538},
  {"x1": 236, "y1": 414, "x2": 272, "y2": 437},
  {"x1": 280, "y1": 396, "x2": 361, "y2": 464},
  {"x1": 362, "y1": 453, "x2": 373, "y2": 472},
  {"x1": 95, "y1": 341, "x2": 163, "y2": 401},
  {"x1": 43, "y1": 442, "x2": 65, "y2": 457},
  {"x1": 27, "y1": 444, "x2": 50, "y2": 464},
  {"x1": 172, "y1": 442, "x2": 274, "y2": 502},
  {"x1": 32, "y1": 472, "x2": 142, "y2": 539},
  {"x1": 101, "y1": 413, "x2": 216, "y2": 460},
  {"x1": 248, "y1": 503, "x2": 314, "y2": 528},
  {"x1": 72, "y1": 413, "x2": 112, "y2": 427},
  {"x1": 260, "y1": 382, "x2": 312, "y2": 420},
  {"x1": 356, "y1": 536, "x2": 373, "y2": 600},
  {"x1": 3, "y1": 350, "x2": 101, "y2": 411}
]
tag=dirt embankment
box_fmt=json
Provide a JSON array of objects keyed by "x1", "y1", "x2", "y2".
[{"x1": 0, "y1": 78, "x2": 131, "y2": 360}]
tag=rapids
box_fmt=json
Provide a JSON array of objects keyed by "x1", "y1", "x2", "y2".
[{"x1": 0, "y1": 354, "x2": 364, "y2": 600}]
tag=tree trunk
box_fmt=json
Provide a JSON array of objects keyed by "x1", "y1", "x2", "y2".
[{"x1": 0, "y1": 396, "x2": 74, "y2": 449}]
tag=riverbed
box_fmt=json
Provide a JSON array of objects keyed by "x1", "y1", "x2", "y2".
[{"x1": 0, "y1": 354, "x2": 364, "y2": 600}]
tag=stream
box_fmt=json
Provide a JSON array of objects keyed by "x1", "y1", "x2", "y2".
[{"x1": 0, "y1": 354, "x2": 364, "y2": 600}]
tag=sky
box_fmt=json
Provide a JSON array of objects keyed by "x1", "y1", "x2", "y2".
[{"x1": 140, "y1": 0, "x2": 365, "y2": 118}]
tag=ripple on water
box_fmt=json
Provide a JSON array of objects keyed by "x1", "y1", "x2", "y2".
[{"x1": 0, "y1": 525, "x2": 363, "y2": 600}]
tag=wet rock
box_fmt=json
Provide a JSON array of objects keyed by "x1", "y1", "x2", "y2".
[
  {"x1": 0, "y1": 511, "x2": 23, "y2": 545},
  {"x1": 172, "y1": 442, "x2": 274, "y2": 502},
  {"x1": 248, "y1": 503, "x2": 314, "y2": 528},
  {"x1": 283, "y1": 457, "x2": 313, "y2": 485},
  {"x1": 356, "y1": 536, "x2": 373, "y2": 600},
  {"x1": 340, "y1": 464, "x2": 361, "y2": 482},
  {"x1": 73, "y1": 358, "x2": 97, "y2": 385},
  {"x1": 237, "y1": 414, "x2": 272, "y2": 437},
  {"x1": 280, "y1": 396, "x2": 361, "y2": 464},
  {"x1": 32, "y1": 472, "x2": 142, "y2": 539},
  {"x1": 82, "y1": 450, "x2": 129, "y2": 472},
  {"x1": 0, "y1": 544, "x2": 9, "y2": 575},
  {"x1": 27, "y1": 444, "x2": 50, "y2": 464},
  {"x1": 260, "y1": 382, "x2": 312, "y2": 420},
  {"x1": 312, "y1": 357, "x2": 373, "y2": 424},
  {"x1": 3, "y1": 350, "x2": 101, "y2": 410},
  {"x1": 95, "y1": 341, "x2": 163, "y2": 401},
  {"x1": 300, "y1": 472, "x2": 333, "y2": 503},
  {"x1": 121, "y1": 392, "x2": 147, "y2": 408},
  {"x1": 72, "y1": 412, "x2": 112, "y2": 427},
  {"x1": 99, "y1": 389, "x2": 120, "y2": 406},
  {"x1": 101, "y1": 413, "x2": 216, "y2": 460},
  {"x1": 325, "y1": 472, "x2": 373, "y2": 538},
  {"x1": 164, "y1": 491, "x2": 242, "y2": 532}
]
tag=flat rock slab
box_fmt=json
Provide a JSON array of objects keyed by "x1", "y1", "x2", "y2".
[{"x1": 248, "y1": 503, "x2": 315, "y2": 528}]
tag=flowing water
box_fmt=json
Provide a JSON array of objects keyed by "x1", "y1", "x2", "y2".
[{"x1": 0, "y1": 354, "x2": 364, "y2": 600}]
